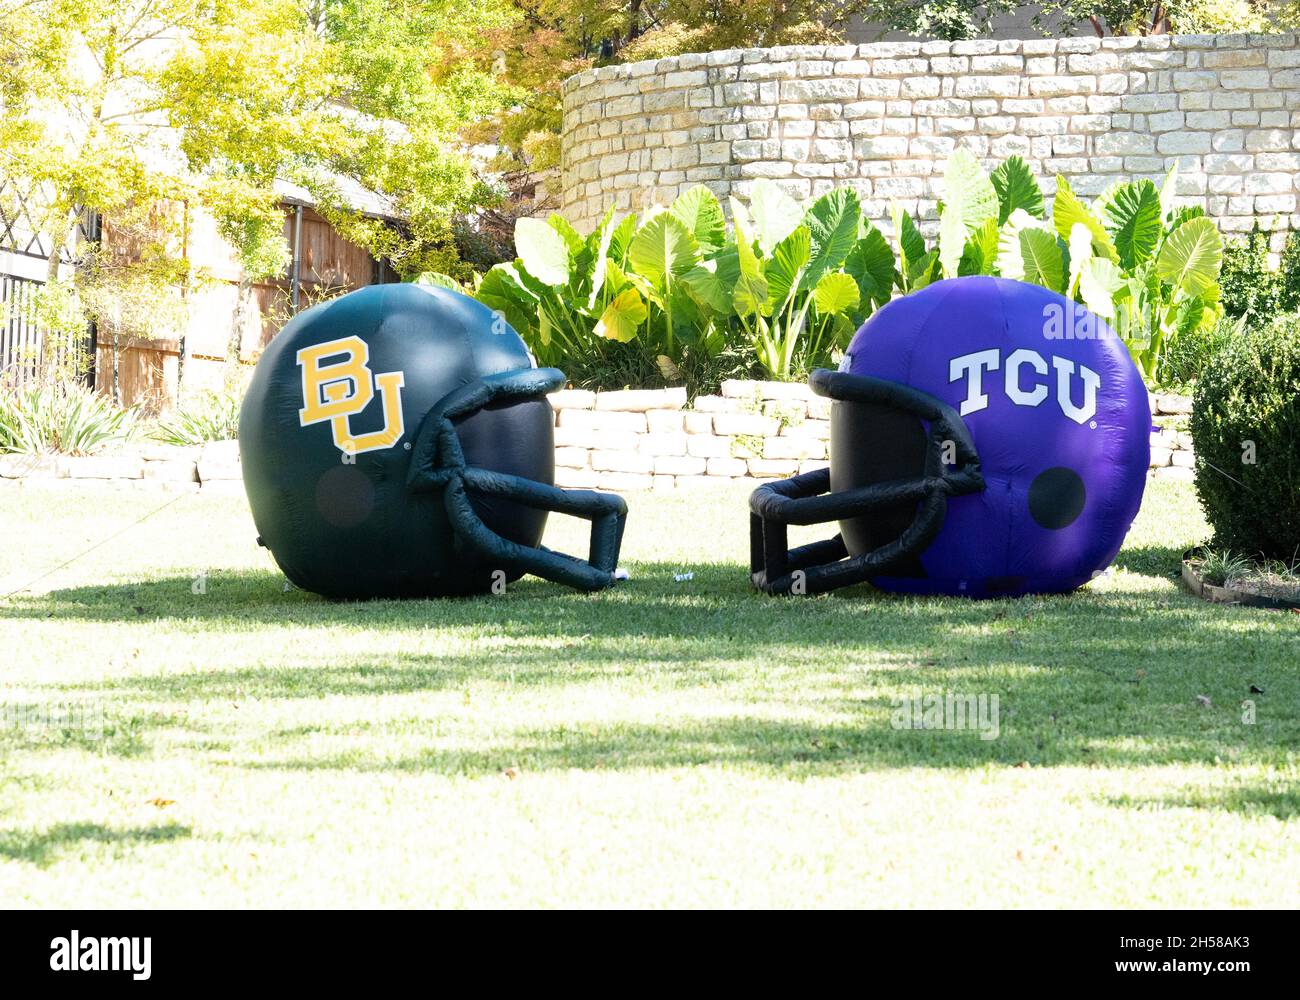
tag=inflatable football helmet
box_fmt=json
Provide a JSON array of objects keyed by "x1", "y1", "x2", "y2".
[
  {"x1": 751, "y1": 276, "x2": 1150, "y2": 598},
  {"x1": 240, "y1": 283, "x2": 626, "y2": 599}
]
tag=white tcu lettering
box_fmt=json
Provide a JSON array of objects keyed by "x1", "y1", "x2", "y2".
[{"x1": 950, "y1": 349, "x2": 1099, "y2": 424}]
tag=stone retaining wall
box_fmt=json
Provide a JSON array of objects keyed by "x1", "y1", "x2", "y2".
[
  {"x1": 0, "y1": 440, "x2": 242, "y2": 491},
  {"x1": 560, "y1": 32, "x2": 1300, "y2": 252},
  {"x1": 0, "y1": 387, "x2": 1195, "y2": 490}
]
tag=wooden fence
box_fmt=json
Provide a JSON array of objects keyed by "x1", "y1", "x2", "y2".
[
  {"x1": 104, "y1": 201, "x2": 391, "y2": 408},
  {"x1": 0, "y1": 194, "x2": 392, "y2": 410}
]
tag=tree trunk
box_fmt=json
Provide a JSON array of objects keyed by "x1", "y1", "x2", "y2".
[
  {"x1": 111, "y1": 326, "x2": 121, "y2": 406},
  {"x1": 226, "y1": 276, "x2": 252, "y2": 389}
]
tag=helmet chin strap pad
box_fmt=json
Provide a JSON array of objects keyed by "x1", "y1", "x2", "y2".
[
  {"x1": 749, "y1": 369, "x2": 984, "y2": 596},
  {"x1": 408, "y1": 368, "x2": 628, "y2": 592}
]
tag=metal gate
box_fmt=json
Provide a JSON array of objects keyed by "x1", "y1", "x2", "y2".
[
  {"x1": 0, "y1": 176, "x2": 96, "y2": 388},
  {"x1": 0, "y1": 272, "x2": 45, "y2": 387}
]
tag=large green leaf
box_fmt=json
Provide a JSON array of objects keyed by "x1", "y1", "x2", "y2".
[
  {"x1": 607, "y1": 212, "x2": 639, "y2": 265},
  {"x1": 585, "y1": 209, "x2": 617, "y2": 308},
  {"x1": 890, "y1": 202, "x2": 928, "y2": 288},
  {"x1": 958, "y1": 218, "x2": 1000, "y2": 276},
  {"x1": 907, "y1": 249, "x2": 940, "y2": 291},
  {"x1": 732, "y1": 219, "x2": 769, "y2": 318},
  {"x1": 670, "y1": 185, "x2": 726, "y2": 255},
  {"x1": 766, "y1": 225, "x2": 811, "y2": 313},
  {"x1": 812, "y1": 272, "x2": 860, "y2": 315},
  {"x1": 1159, "y1": 162, "x2": 1180, "y2": 220},
  {"x1": 998, "y1": 213, "x2": 1063, "y2": 291},
  {"x1": 943, "y1": 147, "x2": 999, "y2": 233},
  {"x1": 681, "y1": 263, "x2": 731, "y2": 314},
  {"x1": 803, "y1": 187, "x2": 860, "y2": 284},
  {"x1": 1078, "y1": 257, "x2": 1123, "y2": 319},
  {"x1": 593, "y1": 288, "x2": 647, "y2": 343},
  {"x1": 1066, "y1": 222, "x2": 1093, "y2": 295},
  {"x1": 1018, "y1": 227, "x2": 1065, "y2": 292},
  {"x1": 476, "y1": 263, "x2": 537, "y2": 338},
  {"x1": 995, "y1": 209, "x2": 1036, "y2": 279},
  {"x1": 515, "y1": 217, "x2": 571, "y2": 286},
  {"x1": 711, "y1": 247, "x2": 740, "y2": 295},
  {"x1": 412, "y1": 272, "x2": 465, "y2": 292},
  {"x1": 748, "y1": 179, "x2": 803, "y2": 255},
  {"x1": 1103, "y1": 179, "x2": 1162, "y2": 270},
  {"x1": 627, "y1": 213, "x2": 700, "y2": 288},
  {"x1": 990, "y1": 156, "x2": 1044, "y2": 224},
  {"x1": 1156, "y1": 216, "x2": 1222, "y2": 298},
  {"x1": 1053, "y1": 176, "x2": 1117, "y2": 262},
  {"x1": 547, "y1": 213, "x2": 585, "y2": 260},
  {"x1": 844, "y1": 225, "x2": 896, "y2": 306},
  {"x1": 938, "y1": 202, "x2": 965, "y2": 278}
]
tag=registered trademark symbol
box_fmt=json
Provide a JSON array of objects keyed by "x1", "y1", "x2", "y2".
[
  {"x1": 403, "y1": 441, "x2": 412, "y2": 450},
  {"x1": 1089, "y1": 420, "x2": 1097, "y2": 429}
]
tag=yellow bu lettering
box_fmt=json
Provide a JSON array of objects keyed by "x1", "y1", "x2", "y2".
[{"x1": 297, "y1": 336, "x2": 405, "y2": 455}]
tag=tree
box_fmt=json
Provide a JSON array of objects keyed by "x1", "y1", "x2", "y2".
[
  {"x1": 477, "y1": 1, "x2": 878, "y2": 247},
  {"x1": 0, "y1": 0, "x2": 520, "y2": 381},
  {"x1": 869, "y1": 1, "x2": 1300, "y2": 39}
]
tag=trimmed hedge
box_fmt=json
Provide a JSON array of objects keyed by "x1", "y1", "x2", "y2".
[{"x1": 1190, "y1": 314, "x2": 1300, "y2": 560}]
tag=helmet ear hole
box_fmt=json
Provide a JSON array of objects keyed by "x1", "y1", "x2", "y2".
[
  {"x1": 831, "y1": 399, "x2": 929, "y2": 575},
  {"x1": 454, "y1": 396, "x2": 555, "y2": 555}
]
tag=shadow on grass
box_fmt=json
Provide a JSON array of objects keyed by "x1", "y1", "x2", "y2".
[
  {"x1": 1104, "y1": 786, "x2": 1300, "y2": 822},
  {"x1": 0, "y1": 822, "x2": 190, "y2": 867},
  {"x1": 1112, "y1": 544, "x2": 1188, "y2": 578},
  {"x1": 3, "y1": 565, "x2": 1297, "y2": 807}
]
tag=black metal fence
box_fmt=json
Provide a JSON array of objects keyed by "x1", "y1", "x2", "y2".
[
  {"x1": 0, "y1": 176, "x2": 97, "y2": 389},
  {"x1": 0, "y1": 272, "x2": 45, "y2": 387}
]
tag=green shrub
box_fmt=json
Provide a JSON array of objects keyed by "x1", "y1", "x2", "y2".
[
  {"x1": 1220, "y1": 226, "x2": 1285, "y2": 324},
  {"x1": 0, "y1": 383, "x2": 135, "y2": 455},
  {"x1": 153, "y1": 391, "x2": 241, "y2": 446},
  {"x1": 1156, "y1": 313, "x2": 1239, "y2": 391},
  {"x1": 1281, "y1": 230, "x2": 1300, "y2": 314},
  {"x1": 1190, "y1": 314, "x2": 1300, "y2": 560}
]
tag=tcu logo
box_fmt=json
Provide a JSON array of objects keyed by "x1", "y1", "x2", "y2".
[
  {"x1": 950, "y1": 348, "x2": 1099, "y2": 425},
  {"x1": 297, "y1": 336, "x2": 406, "y2": 456}
]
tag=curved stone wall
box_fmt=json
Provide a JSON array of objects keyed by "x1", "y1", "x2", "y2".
[{"x1": 560, "y1": 33, "x2": 1300, "y2": 249}]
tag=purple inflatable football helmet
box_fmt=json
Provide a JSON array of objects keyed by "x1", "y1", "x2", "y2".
[{"x1": 749, "y1": 276, "x2": 1150, "y2": 598}]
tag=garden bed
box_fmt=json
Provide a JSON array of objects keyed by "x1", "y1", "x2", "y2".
[{"x1": 1181, "y1": 553, "x2": 1300, "y2": 610}]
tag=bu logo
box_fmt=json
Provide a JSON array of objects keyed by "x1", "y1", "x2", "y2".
[{"x1": 297, "y1": 336, "x2": 405, "y2": 455}]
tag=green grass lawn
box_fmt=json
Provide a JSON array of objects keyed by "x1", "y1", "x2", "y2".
[{"x1": 0, "y1": 476, "x2": 1296, "y2": 908}]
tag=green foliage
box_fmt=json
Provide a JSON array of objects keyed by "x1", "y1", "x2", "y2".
[
  {"x1": 932, "y1": 157, "x2": 1223, "y2": 385},
  {"x1": 1035, "y1": 0, "x2": 1300, "y2": 37},
  {"x1": 1283, "y1": 231, "x2": 1300, "y2": 314},
  {"x1": 1220, "y1": 227, "x2": 1300, "y2": 326},
  {"x1": 477, "y1": 182, "x2": 894, "y2": 389},
  {"x1": 486, "y1": 156, "x2": 1228, "y2": 392},
  {"x1": 153, "y1": 391, "x2": 241, "y2": 446},
  {"x1": 1190, "y1": 314, "x2": 1300, "y2": 560},
  {"x1": 0, "y1": 0, "x2": 517, "y2": 289},
  {"x1": 1195, "y1": 547, "x2": 1255, "y2": 588},
  {"x1": 1156, "y1": 314, "x2": 1238, "y2": 391},
  {"x1": 0, "y1": 384, "x2": 135, "y2": 455}
]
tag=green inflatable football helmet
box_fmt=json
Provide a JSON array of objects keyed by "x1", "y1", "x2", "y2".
[{"x1": 239, "y1": 283, "x2": 627, "y2": 598}]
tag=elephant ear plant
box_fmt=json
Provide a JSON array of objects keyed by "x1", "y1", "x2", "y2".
[
  {"x1": 445, "y1": 151, "x2": 1223, "y2": 390},
  {"x1": 471, "y1": 192, "x2": 735, "y2": 387},
  {"x1": 923, "y1": 151, "x2": 1223, "y2": 383},
  {"x1": 468, "y1": 179, "x2": 896, "y2": 387},
  {"x1": 729, "y1": 183, "x2": 894, "y2": 379}
]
